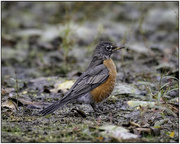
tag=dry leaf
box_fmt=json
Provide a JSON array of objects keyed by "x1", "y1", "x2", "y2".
[
  {"x1": 169, "y1": 131, "x2": 174, "y2": 138},
  {"x1": 2, "y1": 100, "x2": 18, "y2": 111}
]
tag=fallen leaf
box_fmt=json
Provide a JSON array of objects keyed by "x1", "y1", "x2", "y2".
[
  {"x1": 2, "y1": 100, "x2": 18, "y2": 111},
  {"x1": 8, "y1": 97, "x2": 49, "y2": 109},
  {"x1": 127, "y1": 101, "x2": 156, "y2": 107},
  {"x1": 169, "y1": 131, "x2": 174, "y2": 138},
  {"x1": 98, "y1": 125, "x2": 139, "y2": 142},
  {"x1": 56, "y1": 80, "x2": 74, "y2": 93}
]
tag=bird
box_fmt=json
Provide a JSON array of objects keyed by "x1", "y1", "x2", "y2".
[{"x1": 39, "y1": 41, "x2": 124, "y2": 116}]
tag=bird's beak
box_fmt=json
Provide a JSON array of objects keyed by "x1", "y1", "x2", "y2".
[{"x1": 113, "y1": 46, "x2": 125, "y2": 51}]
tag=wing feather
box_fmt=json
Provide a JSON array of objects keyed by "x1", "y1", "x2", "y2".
[{"x1": 60, "y1": 64, "x2": 109, "y2": 102}]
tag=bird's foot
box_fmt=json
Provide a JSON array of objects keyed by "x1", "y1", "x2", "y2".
[
  {"x1": 96, "y1": 107, "x2": 109, "y2": 114},
  {"x1": 91, "y1": 103, "x2": 109, "y2": 114}
]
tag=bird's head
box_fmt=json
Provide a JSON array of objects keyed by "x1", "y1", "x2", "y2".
[{"x1": 93, "y1": 41, "x2": 124, "y2": 60}]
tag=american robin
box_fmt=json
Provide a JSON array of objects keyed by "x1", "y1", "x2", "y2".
[{"x1": 39, "y1": 41, "x2": 124, "y2": 116}]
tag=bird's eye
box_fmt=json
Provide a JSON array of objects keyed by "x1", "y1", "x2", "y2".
[{"x1": 106, "y1": 45, "x2": 112, "y2": 51}]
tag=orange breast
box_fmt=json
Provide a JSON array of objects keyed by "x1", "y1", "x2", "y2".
[{"x1": 90, "y1": 58, "x2": 117, "y2": 103}]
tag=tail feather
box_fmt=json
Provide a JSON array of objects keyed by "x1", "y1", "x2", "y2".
[{"x1": 39, "y1": 100, "x2": 67, "y2": 116}]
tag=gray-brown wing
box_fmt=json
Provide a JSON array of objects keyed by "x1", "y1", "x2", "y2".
[
  {"x1": 60, "y1": 64, "x2": 109, "y2": 102},
  {"x1": 39, "y1": 64, "x2": 109, "y2": 116}
]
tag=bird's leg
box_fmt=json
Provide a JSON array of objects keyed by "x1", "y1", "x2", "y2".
[
  {"x1": 90, "y1": 103, "x2": 110, "y2": 114},
  {"x1": 88, "y1": 103, "x2": 101, "y2": 117},
  {"x1": 90, "y1": 103, "x2": 102, "y2": 113}
]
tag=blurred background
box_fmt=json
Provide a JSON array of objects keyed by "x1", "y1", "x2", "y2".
[{"x1": 2, "y1": 2, "x2": 178, "y2": 81}]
